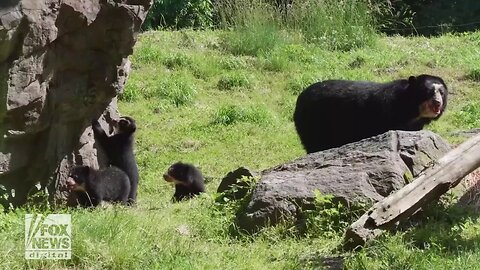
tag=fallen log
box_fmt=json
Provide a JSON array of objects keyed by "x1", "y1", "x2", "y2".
[{"x1": 344, "y1": 133, "x2": 480, "y2": 250}]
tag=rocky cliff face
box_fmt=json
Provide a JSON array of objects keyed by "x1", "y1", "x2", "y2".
[{"x1": 0, "y1": 0, "x2": 151, "y2": 207}]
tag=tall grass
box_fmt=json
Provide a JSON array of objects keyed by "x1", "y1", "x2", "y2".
[
  {"x1": 217, "y1": 72, "x2": 252, "y2": 90},
  {"x1": 212, "y1": 104, "x2": 273, "y2": 125},
  {"x1": 217, "y1": 0, "x2": 288, "y2": 56},
  {"x1": 288, "y1": 0, "x2": 377, "y2": 50},
  {"x1": 215, "y1": 0, "x2": 378, "y2": 54}
]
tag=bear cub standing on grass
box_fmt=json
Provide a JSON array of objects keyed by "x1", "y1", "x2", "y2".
[
  {"x1": 163, "y1": 162, "x2": 205, "y2": 202},
  {"x1": 294, "y1": 74, "x2": 448, "y2": 153},
  {"x1": 66, "y1": 166, "x2": 131, "y2": 207}
]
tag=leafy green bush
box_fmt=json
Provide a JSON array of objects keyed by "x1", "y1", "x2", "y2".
[
  {"x1": 411, "y1": 0, "x2": 480, "y2": 36},
  {"x1": 143, "y1": 0, "x2": 214, "y2": 30},
  {"x1": 369, "y1": 0, "x2": 480, "y2": 35},
  {"x1": 367, "y1": 0, "x2": 417, "y2": 35},
  {"x1": 452, "y1": 102, "x2": 480, "y2": 129},
  {"x1": 303, "y1": 191, "x2": 368, "y2": 236}
]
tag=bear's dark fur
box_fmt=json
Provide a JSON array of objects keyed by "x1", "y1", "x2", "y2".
[
  {"x1": 92, "y1": 117, "x2": 139, "y2": 204},
  {"x1": 163, "y1": 162, "x2": 205, "y2": 201},
  {"x1": 293, "y1": 74, "x2": 448, "y2": 153},
  {"x1": 66, "y1": 166, "x2": 131, "y2": 207}
]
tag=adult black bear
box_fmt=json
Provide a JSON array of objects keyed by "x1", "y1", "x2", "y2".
[
  {"x1": 293, "y1": 74, "x2": 448, "y2": 153},
  {"x1": 163, "y1": 162, "x2": 205, "y2": 201},
  {"x1": 66, "y1": 166, "x2": 130, "y2": 207},
  {"x1": 92, "y1": 116, "x2": 139, "y2": 204}
]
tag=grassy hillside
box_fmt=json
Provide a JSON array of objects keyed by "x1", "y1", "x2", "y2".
[{"x1": 2, "y1": 30, "x2": 480, "y2": 269}]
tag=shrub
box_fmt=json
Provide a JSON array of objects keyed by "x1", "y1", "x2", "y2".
[
  {"x1": 143, "y1": 0, "x2": 214, "y2": 30},
  {"x1": 452, "y1": 102, "x2": 480, "y2": 129},
  {"x1": 303, "y1": 191, "x2": 368, "y2": 236},
  {"x1": 369, "y1": 0, "x2": 480, "y2": 36}
]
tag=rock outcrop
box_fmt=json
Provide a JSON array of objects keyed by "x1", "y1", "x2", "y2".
[
  {"x1": 0, "y1": 0, "x2": 151, "y2": 206},
  {"x1": 217, "y1": 167, "x2": 257, "y2": 200},
  {"x1": 237, "y1": 130, "x2": 451, "y2": 232}
]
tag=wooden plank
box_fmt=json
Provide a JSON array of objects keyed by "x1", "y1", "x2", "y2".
[{"x1": 344, "y1": 133, "x2": 480, "y2": 249}]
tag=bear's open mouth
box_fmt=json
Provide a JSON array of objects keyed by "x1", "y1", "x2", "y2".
[
  {"x1": 66, "y1": 179, "x2": 76, "y2": 190},
  {"x1": 419, "y1": 99, "x2": 443, "y2": 118},
  {"x1": 429, "y1": 101, "x2": 442, "y2": 115},
  {"x1": 66, "y1": 177, "x2": 83, "y2": 191}
]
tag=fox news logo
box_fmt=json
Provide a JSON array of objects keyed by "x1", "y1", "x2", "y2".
[{"x1": 25, "y1": 214, "x2": 71, "y2": 260}]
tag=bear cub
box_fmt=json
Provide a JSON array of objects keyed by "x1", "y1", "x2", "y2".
[
  {"x1": 66, "y1": 165, "x2": 130, "y2": 207},
  {"x1": 163, "y1": 162, "x2": 205, "y2": 201},
  {"x1": 92, "y1": 116, "x2": 139, "y2": 204}
]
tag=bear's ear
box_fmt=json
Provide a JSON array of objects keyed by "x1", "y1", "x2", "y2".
[{"x1": 408, "y1": 76, "x2": 416, "y2": 85}]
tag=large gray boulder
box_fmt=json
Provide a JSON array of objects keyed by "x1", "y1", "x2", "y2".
[
  {"x1": 0, "y1": 0, "x2": 151, "y2": 206},
  {"x1": 237, "y1": 130, "x2": 451, "y2": 232}
]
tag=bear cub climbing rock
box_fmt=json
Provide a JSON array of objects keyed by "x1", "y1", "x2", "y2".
[
  {"x1": 293, "y1": 74, "x2": 448, "y2": 153},
  {"x1": 92, "y1": 116, "x2": 139, "y2": 204}
]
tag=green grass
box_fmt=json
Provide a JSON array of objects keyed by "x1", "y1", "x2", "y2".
[
  {"x1": 467, "y1": 68, "x2": 480, "y2": 82},
  {"x1": 2, "y1": 29, "x2": 480, "y2": 269},
  {"x1": 287, "y1": 0, "x2": 377, "y2": 51},
  {"x1": 217, "y1": 72, "x2": 253, "y2": 91},
  {"x1": 212, "y1": 104, "x2": 273, "y2": 125},
  {"x1": 216, "y1": 0, "x2": 377, "y2": 54}
]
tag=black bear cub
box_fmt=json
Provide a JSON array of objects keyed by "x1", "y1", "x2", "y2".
[
  {"x1": 163, "y1": 162, "x2": 205, "y2": 201},
  {"x1": 92, "y1": 116, "x2": 139, "y2": 204},
  {"x1": 294, "y1": 74, "x2": 448, "y2": 153},
  {"x1": 66, "y1": 166, "x2": 131, "y2": 207}
]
